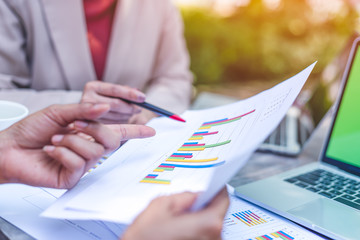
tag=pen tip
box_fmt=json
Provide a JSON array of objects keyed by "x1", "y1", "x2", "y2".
[{"x1": 170, "y1": 115, "x2": 186, "y2": 122}]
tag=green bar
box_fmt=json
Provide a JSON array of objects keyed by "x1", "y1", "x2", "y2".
[
  {"x1": 178, "y1": 146, "x2": 203, "y2": 149},
  {"x1": 204, "y1": 140, "x2": 231, "y2": 148},
  {"x1": 167, "y1": 157, "x2": 185, "y2": 160},
  {"x1": 273, "y1": 233, "x2": 287, "y2": 240},
  {"x1": 157, "y1": 167, "x2": 174, "y2": 171}
]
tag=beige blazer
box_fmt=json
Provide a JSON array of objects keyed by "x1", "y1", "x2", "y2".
[{"x1": 0, "y1": 0, "x2": 193, "y2": 112}]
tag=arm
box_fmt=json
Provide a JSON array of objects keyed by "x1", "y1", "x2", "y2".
[
  {"x1": 0, "y1": 1, "x2": 31, "y2": 89},
  {"x1": 130, "y1": 2, "x2": 194, "y2": 124},
  {"x1": 0, "y1": 103, "x2": 155, "y2": 188},
  {"x1": 122, "y1": 188, "x2": 229, "y2": 240}
]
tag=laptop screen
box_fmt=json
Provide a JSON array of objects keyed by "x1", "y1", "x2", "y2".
[{"x1": 323, "y1": 40, "x2": 360, "y2": 176}]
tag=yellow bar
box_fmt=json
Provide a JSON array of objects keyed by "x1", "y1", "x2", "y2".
[
  {"x1": 166, "y1": 157, "x2": 218, "y2": 163},
  {"x1": 239, "y1": 219, "x2": 251, "y2": 227},
  {"x1": 140, "y1": 180, "x2": 170, "y2": 185},
  {"x1": 255, "y1": 237, "x2": 263, "y2": 240},
  {"x1": 178, "y1": 147, "x2": 205, "y2": 151},
  {"x1": 271, "y1": 233, "x2": 279, "y2": 237},
  {"x1": 153, "y1": 169, "x2": 164, "y2": 172},
  {"x1": 189, "y1": 137, "x2": 203, "y2": 140},
  {"x1": 199, "y1": 126, "x2": 211, "y2": 130}
]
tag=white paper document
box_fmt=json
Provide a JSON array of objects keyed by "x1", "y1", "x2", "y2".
[
  {"x1": 0, "y1": 184, "x2": 127, "y2": 240},
  {"x1": 223, "y1": 194, "x2": 325, "y2": 240},
  {"x1": 43, "y1": 63, "x2": 316, "y2": 224}
]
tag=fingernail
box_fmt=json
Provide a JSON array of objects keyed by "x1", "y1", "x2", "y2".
[
  {"x1": 43, "y1": 145, "x2": 55, "y2": 152},
  {"x1": 75, "y1": 121, "x2": 89, "y2": 129},
  {"x1": 52, "y1": 135, "x2": 64, "y2": 143},
  {"x1": 136, "y1": 92, "x2": 146, "y2": 102}
]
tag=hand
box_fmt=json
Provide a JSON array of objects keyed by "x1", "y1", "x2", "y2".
[
  {"x1": 122, "y1": 188, "x2": 229, "y2": 240},
  {"x1": 0, "y1": 103, "x2": 155, "y2": 188},
  {"x1": 128, "y1": 109, "x2": 158, "y2": 125},
  {"x1": 81, "y1": 81, "x2": 146, "y2": 124}
]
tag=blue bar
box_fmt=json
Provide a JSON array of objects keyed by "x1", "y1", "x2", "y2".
[
  {"x1": 264, "y1": 235, "x2": 272, "y2": 240},
  {"x1": 183, "y1": 142, "x2": 198, "y2": 145},
  {"x1": 193, "y1": 131, "x2": 208, "y2": 134},
  {"x1": 279, "y1": 231, "x2": 294, "y2": 239},
  {"x1": 160, "y1": 161, "x2": 226, "y2": 168},
  {"x1": 203, "y1": 118, "x2": 228, "y2": 125},
  {"x1": 172, "y1": 153, "x2": 193, "y2": 156},
  {"x1": 147, "y1": 174, "x2": 158, "y2": 177},
  {"x1": 235, "y1": 212, "x2": 249, "y2": 223}
]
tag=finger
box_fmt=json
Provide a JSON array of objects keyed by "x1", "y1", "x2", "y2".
[
  {"x1": 84, "y1": 94, "x2": 142, "y2": 114},
  {"x1": 204, "y1": 188, "x2": 230, "y2": 219},
  {"x1": 176, "y1": 189, "x2": 229, "y2": 239},
  {"x1": 98, "y1": 111, "x2": 135, "y2": 122},
  {"x1": 106, "y1": 124, "x2": 156, "y2": 141},
  {"x1": 165, "y1": 192, "x2": 198, "y2": 214},
  {"x1": 51, "y1": 134, "x2": 105, "y2": 162},
  {"x1": 73, "y1": 121, "x2": 122, "y2": 152},
  {"x1": 97, "y1": 117, "x2": 129, "y2": 125},
  {"x1": 84, "y1": 81, "x2": 146, "y2": 102},
  {"x1": 43, "y1": 145, "x2": 85, "y2": 182},
  {"x1": 44, "y1": 103, "x2": 110, "y2": 127}
]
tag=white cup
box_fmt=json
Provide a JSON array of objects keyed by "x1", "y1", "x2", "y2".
[{"x1": 0, "y1": 100, "x2": 29, "y2": 131}]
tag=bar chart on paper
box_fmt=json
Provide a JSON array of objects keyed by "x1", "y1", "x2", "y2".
[
  {"x1": 222, "y1": 195, "x2": 325, "y2": 240},
  {"x1": 139, "y1": 109, "x2": 256, "y2": 185},
  {"x1": 249, "y1": 230, "x2": 295, "y2": 240}
]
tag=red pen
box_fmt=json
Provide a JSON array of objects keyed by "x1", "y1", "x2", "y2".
[{"x1": 119, "y1": 98, "x2": 186, "y2": 123}]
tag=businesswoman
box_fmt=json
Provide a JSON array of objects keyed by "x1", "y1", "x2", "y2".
[{"x1": 0, "y1": 0, "x2": 193, "y2": 124}]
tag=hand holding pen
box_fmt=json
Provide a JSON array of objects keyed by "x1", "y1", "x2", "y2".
[{"x1": 80, "y1": 81, "x2": 185, "y2": 124}]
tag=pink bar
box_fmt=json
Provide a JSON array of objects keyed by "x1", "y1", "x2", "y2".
[
  {"x1": 159, "y1": 165, "x2": 175, "y2": 168},
  {"x1": 170, "y1": 155, "x2": 193, "y2": 158},
  {"x1": 277, "y1": 232, "x2": 292, "y2": 240},
  {"x1": 249, "y1": 212, "x2": 262, "y2": 221},
  {"x1": 181, "y1": 144, "x2": 205, "y2": 147},
  {"x1": 145, "y1": 176, "x2": 157, "y2": 179}
]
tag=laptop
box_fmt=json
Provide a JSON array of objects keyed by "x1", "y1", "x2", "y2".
[{"x1": 235, "y1": 37, "x2": 360, "y2": 240}]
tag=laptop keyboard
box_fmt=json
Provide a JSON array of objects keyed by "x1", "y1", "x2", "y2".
[{"x1": 284, "y1": 169, "x2": 360, "y2": 210}]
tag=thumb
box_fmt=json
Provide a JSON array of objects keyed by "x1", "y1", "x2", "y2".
[{"x1": 44, "y1": 103, "x2": 110, "y2": 126}]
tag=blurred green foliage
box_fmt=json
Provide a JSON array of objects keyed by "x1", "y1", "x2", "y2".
[{"x1": 181, "y1": 0, "x2": 358, "y2": 85}]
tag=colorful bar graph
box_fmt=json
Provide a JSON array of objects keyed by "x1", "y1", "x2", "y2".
[
  {"x1": 178, "y1": 140, "x2": 231, "y2": 151},
  {"x1": 140, "y1": 174, "x2": 171, "y2": 184},
  {"x1": 166, "y1": 157, "x2": 219, "y2": 163},
  {"x1": 250, "y1": 230, "x2": 294, "y2": 240},
  {"x1": 200, "y1": 109, "x2": 255, "y2": 128},
  {"x1": 271, "y1": 231, "x2": 294, "y2": 240},
  {"x1": 232, "y1": 210, "x2": 267, "y2": 227}
]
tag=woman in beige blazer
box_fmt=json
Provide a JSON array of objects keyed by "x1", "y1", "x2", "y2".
[{"x1": 0, "y1": 0, "x2": 193, "y2": 124}]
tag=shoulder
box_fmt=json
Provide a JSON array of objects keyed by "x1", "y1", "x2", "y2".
[{"x1": 1, "y1": 0, "x2": 43, "y2": 18}]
